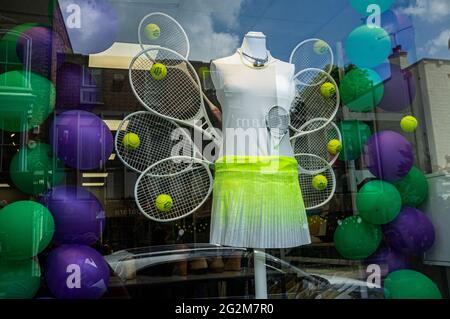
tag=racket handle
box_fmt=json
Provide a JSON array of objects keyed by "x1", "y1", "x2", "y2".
[{"x1": 202, "y1": 93, "x2": 222, "y2": 123}]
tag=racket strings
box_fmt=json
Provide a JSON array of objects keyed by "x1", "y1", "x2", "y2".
[
  {"x1": 292, "y1": 121, "x2": 341, "y2": 166},
  {"x1": 295, "y1": 154, "x2": 335, "y2": 210},
  {"x1": 136, "y1": 159, "x2": 212, "y2": 221},
  {"x1": 267, "y1": 106, "x2": 290, "y2": 140},
  {"x1": 116, "y1": 112, "x2": 194, "y2": 173},
  {"x1": 130, "y1": 49, "x2": 203, "y2": 121},
  {"x1": 139, "y1": 13, "x2": 189, "y2": 58},
  {"x1": 290, "y1": 39, "x2": 333, "y2": 85},
  {"x1": 290, "y1": 69, "x2": 338, "y2": 133}
]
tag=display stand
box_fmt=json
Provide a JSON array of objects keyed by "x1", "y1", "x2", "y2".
[{"x1": 254, "y1": 249, "x2": 268, "y2": 299}]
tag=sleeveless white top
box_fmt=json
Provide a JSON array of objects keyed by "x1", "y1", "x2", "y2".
[{"x1": 211, "y1": 50, "x2": 296, "y2": 158}]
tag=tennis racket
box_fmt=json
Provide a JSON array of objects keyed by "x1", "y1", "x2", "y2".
[
  {"x1": 295, "y1": 153, "x2": 336, "y2": 210},
  {"x1": 129, "y1": 47, "x2": 222, "y2": 142},
  {"x1": 266, "y1": 106, "x2": 290, "y2": 151},
  {"x1": 137, "y1": 13, "x2": 223, "y2": 125},
  {"x1": 115, "y1": 111, "x2": 199, "y2": 173},
  {"x1": 291, "y1": 118, "x2": 342, "y2": 168},
  {"x1": 289, "y1": 38, "x2": 334, "y2": 86},
  {"x1": 138, "y1": 12, "x2": 190, "y2": 59},
  {"x1": 135, "y1": 156, "x2": 213, "y2": 222},
  {"x1": 290, "y1": 68, "x2": 339, "y2": 136}
]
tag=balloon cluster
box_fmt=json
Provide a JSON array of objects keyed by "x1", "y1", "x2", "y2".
[
  {"x1": 333, "y1": 1, "x2": 441, "y2": 299},
  {"x1": 0, "y1": 0, "x2": 117, "y2": 299}
]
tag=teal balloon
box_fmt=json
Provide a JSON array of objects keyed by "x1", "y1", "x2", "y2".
[
  {"x1": 345, "y1": 25, "x2": 392, "y2": 68},
  {"x1": 0, "y1": 71, "x2": 55, "y2": 132},
  {"x1": 350, "y1": 0, "x2": 394, "y2": 16},
  {"x1": 337, "y1": 120, "x2": 372, "y2": 161},
  {"x1": 393, "y1": 166, "x2": 429, "y2": 207},
  {"x1": 0, "y1": 259, "x2": 41, "y2": 299},
  {"x1": 357, "y1": 180, "x2": 402, "y2": 225},
  {"x1": 334, "y1": 216, "x2": 382, "y2": 260},
  {"x1": 0, "y1": 201, "x2": 54, "y2": 260},
  {"x1": 384, "y1": 270, "x2": 442, "y2": 299},
  {"x1": 340, "y1": 68, "x2": 384, "y2": 112}
]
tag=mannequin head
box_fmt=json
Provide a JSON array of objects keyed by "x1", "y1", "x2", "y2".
[{"x1": 241, "y1": 31, "x2": 268, "y2": 60}]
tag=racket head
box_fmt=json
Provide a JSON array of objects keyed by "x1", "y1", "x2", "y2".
[
  {"x1": 266, "y1": 106, "x2": 290, "y2": 136},
  {"x1": 135, "y1": 156, "x2": 213, "y2": 222},
  {"x1": 289, "y1": 38, "x2": 333, "y2": 85},
  {"x1": 129, "y1": 47, "x2": 212, "y2": 128},
  {"x1": 295, "y1": 153, "x2": 336, "y2": 210},
  {"x1": 115, "y1": 111, "x2": 196, "y2": 173},
  {"x1": 138, "y1": 12, "x2": 190, "y2": 59},
  {"x1": 290, "y1": 68, "x2": 339, "y2": 135},
  {"x1": 291, "y1": 119, "x2": 342, "y2": 167}
]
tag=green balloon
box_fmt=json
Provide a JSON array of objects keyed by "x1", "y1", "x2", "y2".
[
  {"x1": 0, "y1": 201, "x2": 54, "y2": 260},
  {"x1": 0, "y1": 23, "x2": 39, "y2": 67},
  {"x1": 0, "y1": 70, "x2": 55, "y2": 132},
  {"x1": 334, "y1": 216, "x2": 382, "y2": 260},
  {"x1": 393, "y1": 166, "x2": 428, "y2": 207},
  {"x1": 10, "y1": 143, "x2": 65, "y2": 195},
  {"x1": 0, "y1": 259, "x2": 41, "y2": 299},
  {"x1": 337, "y1": 120, "x2": 372, "y2": 161},
  {"x1": 340, "y1": 68, "x2": 384, "y2": 112},
  {"x1": 384, "y1": 270, "x2": 442, "y2": 299},
  {"x1": 357, "y1": 180, "x2": 402, "y2": 225}
]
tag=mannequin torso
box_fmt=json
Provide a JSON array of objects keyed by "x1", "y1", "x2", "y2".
[{"x1": 211, "y1": 32, "x2": 296, "y2": 158}]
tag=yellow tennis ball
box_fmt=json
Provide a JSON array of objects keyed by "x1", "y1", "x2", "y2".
[
  {"x1": 123, "y1": 132, "x2": 140, "y2": 150},
  {"x1": 312, "y1": 175, "x2": 328, "y2": 191},
  {"x1": 197, "y1": 66, "x2": 210, "y2": 81},
  {"x1": 313, "y1": 40, "x2": 328, "y2": 55},
  {"x1": 327, "y1": 139, "x2": 342, "y2": 155},
  {"x1": 150, "y1": 63, "x2": 167, "y2": 81},
  {"x1": 400, "y1": 116, "x2": 418, "y2": 133},
  {"x1": 155, "y1": 194, "x2": 173, "y2": 212},
  {"x1": 320, "y1": 82, "x2": 336, "y2": 98},
  {"x1": 144, "y1": 23, "x2": 160, "y2": 40}
]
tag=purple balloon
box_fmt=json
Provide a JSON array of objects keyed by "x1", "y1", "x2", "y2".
[
  {"x1": 365, "y1": 245, "x2": 410, "y2": 277},
  {"x1": 50, "y1": 110, "x2": 113, "y2": 170},
  {"x1": 56, "y1": 62, "x2": 97, "y2": 110},
  {"x1": 40, "y1": 186, "x2": 105, "y2": 245},
  {"x1": 16, "y1": 26, "x2": 65, "y2": 76},
  {"x1": 45, "y1": 245, "x2": 110, "y2": 299},
  {"x1": 364, "y1": 131, "x2": 414, "y2": 182},
  {"x1": 383, "y1": 207, "x2": 435, "y2": 255},
  {"x1": 378, "y1": 64, "x2": 416, "y2": 112},
  {"x1": 381, "y1": 9, "x2": 415, "y2": 51}
]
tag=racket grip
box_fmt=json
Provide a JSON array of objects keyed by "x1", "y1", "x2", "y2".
[
  {"x1": 211, "y1": 107, "x2": 222, "y2": 123},
  {"x1": 203, "y1": 94, "x2": 222, "y2": 123}
]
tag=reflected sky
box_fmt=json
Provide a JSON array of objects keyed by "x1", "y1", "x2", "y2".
[{"x1": 61, "y1": 0, "x2": 450, "y2": 63}]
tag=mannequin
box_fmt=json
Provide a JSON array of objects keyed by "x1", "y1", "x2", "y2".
[
  {"x1": 211, "y1": 32, "x2": 296, "y2": 158},
  {"x1": 209, "y1": 32, "x2": 311, "y2": 249}
]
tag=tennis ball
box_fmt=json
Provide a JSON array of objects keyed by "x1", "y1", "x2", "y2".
[
  {"x1": 313, "y1": 40, "x2": 328, "y2": 55},
  {"x1": 155, "y1": 194, "x2": 173, "y2": 212},
  {"x1": 123, "y1": 132, "x2": 140, "y2": 150},
  {"x1": 150, "y1": 63, "x2": 167, "y2": 81},
  {"x1": 400, "y1": 116, "x2": 418, "y2": 133},
  {"x1": 312, "y1": 175, "x2": 328, "y2": 191},
  {"x1": 197, "y1": 66, "x2": 210, "y2": 81},
  {"x1": 144, "y1": 23, "x2": 160, "y2": 40},
  {"x1": 320, "y1": 82, "x2": 336, "y2": 98},
  {"x1": 327, "y1": 139, "x2": 342, "y2": 155}
]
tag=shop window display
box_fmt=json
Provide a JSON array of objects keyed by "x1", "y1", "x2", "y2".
[{"x1": 0, "y1": 0, "x2": 449, "y2": 302}]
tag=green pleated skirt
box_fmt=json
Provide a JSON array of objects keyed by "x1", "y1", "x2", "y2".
[{"x1": 210, "y1": 156, "x2": 311, "y2": 248}]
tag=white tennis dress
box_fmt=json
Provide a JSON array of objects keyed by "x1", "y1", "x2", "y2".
[{"x1": 209, "y1": 50, "x2": 311, "y2": 249}]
